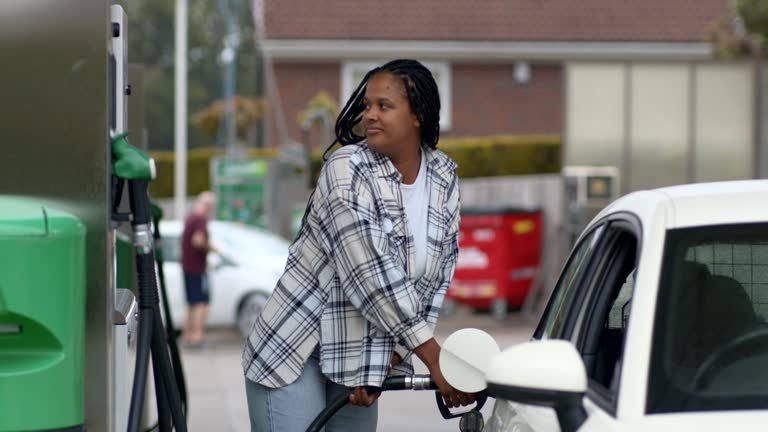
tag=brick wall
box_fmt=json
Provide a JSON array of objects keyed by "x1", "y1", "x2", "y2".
[
  {"x1": 267, "y1": 63, "x2": 340, "y2": 149},
  {"x1": 448, "y1": 64, "x2": 562, "y2": 137},
  {"x1": 268, "y1": 62, "x2": 563, "y2": 147}
]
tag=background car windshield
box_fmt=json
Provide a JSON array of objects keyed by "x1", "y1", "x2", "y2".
[
  {"x1": 213, "y1": 223, "x2": 290, "y2": 256},
  {"x1": 648, "y1": 223, "x2": 768, "y2": 413},
  {"x1": 161, "y1": 235, "x2": 181, "y2": 262}
]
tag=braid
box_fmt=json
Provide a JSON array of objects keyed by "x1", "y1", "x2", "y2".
[
  {"x1": 305, "y1": 60, "x2": 441, "y2": 238},
  {"x1": 323, "y1": 59, "x2": 442, "y2": 161}
]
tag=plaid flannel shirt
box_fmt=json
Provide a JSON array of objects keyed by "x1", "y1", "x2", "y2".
[{"x1": 241, "y1": 142, "x2": 460, "y2": 388}]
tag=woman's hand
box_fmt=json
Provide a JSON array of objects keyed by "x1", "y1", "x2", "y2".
[
  {"x1": 429, "y1": 360, "x2": 476, "y2": 408},
  {"x1": 350, "y1": 352, "x2": 402, "y2": 407},
  {"x1": 390, "y1": 352, "x2": 402, "y2": 370},
  {"x1": 413, "y1": 338, "x2": 476, "y2": 408},
  {"x1": 348, "y1": 386, "x2": 380, "y2": 407}
]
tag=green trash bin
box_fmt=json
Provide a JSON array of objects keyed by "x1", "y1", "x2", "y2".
[{"x1": 0, "y1": 196, "x2": 86, "y2": 432}]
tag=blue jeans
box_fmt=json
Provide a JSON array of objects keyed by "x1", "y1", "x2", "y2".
[{"x1": 244, "y1": 350, "x2": 378, "y2": 432}]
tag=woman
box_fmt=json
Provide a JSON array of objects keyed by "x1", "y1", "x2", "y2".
[{"x1": 241, "y1": 59, "x2": 472, "y2": 431}]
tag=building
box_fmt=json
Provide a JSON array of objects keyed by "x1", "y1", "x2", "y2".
[{"x1": 259, "y1": 0, "x2": 731, "y2": 154}]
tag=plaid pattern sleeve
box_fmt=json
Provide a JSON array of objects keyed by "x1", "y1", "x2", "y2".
[
  {"x1": 393, "y1": 170, "x2": 460, "y2": 365},
  {"x1": 314, "y1": 152, "x2": 433, "y2": 351},
  {"x1": 431, "y1": 171, "x2": 461, "y2": 322}
]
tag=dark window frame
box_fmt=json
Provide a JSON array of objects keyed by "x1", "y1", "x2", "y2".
[
  {"x1": 576, "y1": 215, "x2": 641, "y2": 415},
  {"x1": 533, "y1": 222, "x2": 608, "y2": 340}
]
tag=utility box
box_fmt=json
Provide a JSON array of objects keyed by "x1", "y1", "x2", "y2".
[
  {"x1": 0, "y1": 197, "x2": 86, "y2": 432},
  {"x1": 562, "y1": 166, "x2": 620, "y2": 247},
  {"x1": 448, "y1": 207, "x2": 543, "y2": 318}
]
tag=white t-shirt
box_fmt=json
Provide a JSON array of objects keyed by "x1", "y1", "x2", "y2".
[{"x1": 400, "y1": 151, "x2": 429, "y2": 279}]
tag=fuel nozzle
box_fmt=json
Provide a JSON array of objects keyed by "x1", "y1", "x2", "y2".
[
  {"x1": 378, "y1": 375, "x2": 437, "y2": 392},
  {"x1": 110, "y1": 132, "x2": 156, "y2": 181}
]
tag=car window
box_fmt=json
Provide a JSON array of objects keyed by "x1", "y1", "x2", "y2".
[
  {"x1": 608, "y1": 270, "x2": 634, "y2": 330},
  {"x1": 213, "y1": 224, "x2": 290, "y2": 256},
  {"x1": 574, "y1": 225, "x2": 638, "y2": 406},
  {"x1": 537, "y1": 225, "x2": 605, "y2": 340},
  {"x1": 648, "y1": 223, "x2": 768, "y2": 414}
]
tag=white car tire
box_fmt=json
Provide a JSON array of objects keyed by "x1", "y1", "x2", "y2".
[{"x1": 237, "y1": 291, "x2": 269, "y2": 337}]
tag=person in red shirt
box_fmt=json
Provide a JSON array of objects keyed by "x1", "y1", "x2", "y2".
[{"x1": 181, "y1": 191, "x2": 217, "y2": 346}]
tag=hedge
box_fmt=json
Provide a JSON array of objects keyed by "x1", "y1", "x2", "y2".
[
  {"x1": 149, "y1": 135, "x2": 561, "y2": 198},
  {"x1": 149, "y1": 147, "x2": 278, "y2": 198}
]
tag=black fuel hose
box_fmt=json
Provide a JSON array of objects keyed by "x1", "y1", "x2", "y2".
[
  {"x1": 306, "y1": 375, "x2": 437, "y2": 432},
  {"x1": 148, "y1": 203, "x2": 188, "y2": 431},
  {"x1": 305, "y1": 390, "x2": 351, "y2": 432},
  {"x1": 125, "y1": 179, "x2": 187, "y2": 432}
]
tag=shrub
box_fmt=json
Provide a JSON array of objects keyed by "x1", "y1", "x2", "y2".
[{"x1": 148, "y1": 135, "x2": 561, "y2": 198}]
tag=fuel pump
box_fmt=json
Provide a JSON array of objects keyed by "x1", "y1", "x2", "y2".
[
  {"x1": 110, "y1": 133, "x2": 187, "y2": 432},
  {"x1": 0, "y1": 198, "x2": 87, "y2": 431},
  {"x1": 109, "y1": 7, "x2": 187, "y2": 430}
]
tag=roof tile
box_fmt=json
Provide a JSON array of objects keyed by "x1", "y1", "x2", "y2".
[{"x1": 264, "y1": 0, "x2": 730, "y2": 42}]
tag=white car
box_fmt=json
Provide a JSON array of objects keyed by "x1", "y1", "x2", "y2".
[
  {"x1": 157, "y1": 220, "x2": 290, "y2": 336},
  {"x1": 484, "y1": 180, "x2": 768, "y2": 432}
]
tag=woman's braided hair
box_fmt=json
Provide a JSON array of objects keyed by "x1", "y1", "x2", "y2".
[
  {"x1": 323, "y1": 59, "x2": 441, "y2": 160},
  {"x1": 295, "y1": 60, "x2": 441, "y2": 239}
]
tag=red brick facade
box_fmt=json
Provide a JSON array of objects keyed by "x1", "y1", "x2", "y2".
[
  {"x1": 268, "y1": 62, "x2": 563, "y2": 147},
  {"x1": 261, "y1": 0, "x2": 727, "y2": 147},
  {"x1": 450, "y1": 64, "x2": 562, "y2": 137},
  {"x1": 265, "y1": 0, "x2": 728, "y2": 42},
  {"x1": 267, "y1": 63, "x2": 340, "y2": 149}
]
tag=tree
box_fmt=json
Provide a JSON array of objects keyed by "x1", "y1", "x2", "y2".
[
  {"x1": 123, "y1": 0, "x2": 263, "y2": 150},
  {"x1": 738, "y1": 0, "x2": 768, "y2": 44},
  {"x1": 192, "y1": 95, "x2": 268, "y2": 140}
]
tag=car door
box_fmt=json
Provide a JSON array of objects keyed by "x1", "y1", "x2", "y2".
[
  {"x1": 203, "y1": 225, "x2": 244, "y2": 327},
  {"x1": 488, "y1": 223, "x2": 608, "y2": 432},
  {"x1": 489, "y1": 216, "x2": 641, "y2": 432}
]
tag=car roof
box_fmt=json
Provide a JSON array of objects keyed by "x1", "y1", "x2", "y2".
[{"x1": 593, "y1": 180, "x2": 768, "y2": 230}]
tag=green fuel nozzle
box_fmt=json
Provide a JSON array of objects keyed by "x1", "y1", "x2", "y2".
[
  {"x1": 150, "y1": 201, "x2": 164, "y2": 223},
  {"x1": 111, "y1": 132, "x2": 156, "y2": 181}
]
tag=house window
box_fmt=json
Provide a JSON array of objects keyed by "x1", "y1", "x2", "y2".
[{"x1": 340, "y1": 61, "x2": 452, "y2": 131}]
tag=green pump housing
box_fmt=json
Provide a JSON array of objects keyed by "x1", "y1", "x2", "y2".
[{"x1": 0, "y1": 196, "x2": 86, "y2": 432}]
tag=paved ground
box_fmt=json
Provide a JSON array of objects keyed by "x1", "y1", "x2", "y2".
[{"x1": 178, "y1": 307, "x2": 538, "y2": 432}]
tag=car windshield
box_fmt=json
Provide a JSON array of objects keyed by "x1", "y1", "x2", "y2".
[
  {"x1": 212, "y1": 223, "x2": 290, "y2": 257},
  {"x1": 648, "y1": 223, "x2": 768, "y2": 413},
  {"x1": 158, "y1": 222, "x2": 290, "y2": 263}
]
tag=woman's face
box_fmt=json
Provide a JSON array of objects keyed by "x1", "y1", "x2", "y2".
[{"x1": 362, "y1": 73, "x2": 421, "y2": 160}]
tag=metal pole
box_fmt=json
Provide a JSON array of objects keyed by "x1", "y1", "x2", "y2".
[
  {"x1": 217, "y1": 0, "x2": 240, "y2": 157},
  {"x1": 252, "y1": 0, "x2": 290, "y2": 146},
  {"x1": 174, "y1": 0, "x2": 188, "y2": 220},
  {"x1": 754, "y1": 47, "x2": 764, "y2": 178},
  {"x1": 225, "y1": 0, "x2": 239, "y2": 156}
]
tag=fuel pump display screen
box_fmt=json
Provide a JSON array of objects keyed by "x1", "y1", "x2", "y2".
[{"x1": 586, "y1": 176, "x2": 613, "y2": 200}]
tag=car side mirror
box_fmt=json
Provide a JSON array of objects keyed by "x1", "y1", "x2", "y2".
[{"x1": 485, "y1": 340, "x2": 588, "y2": 432}]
